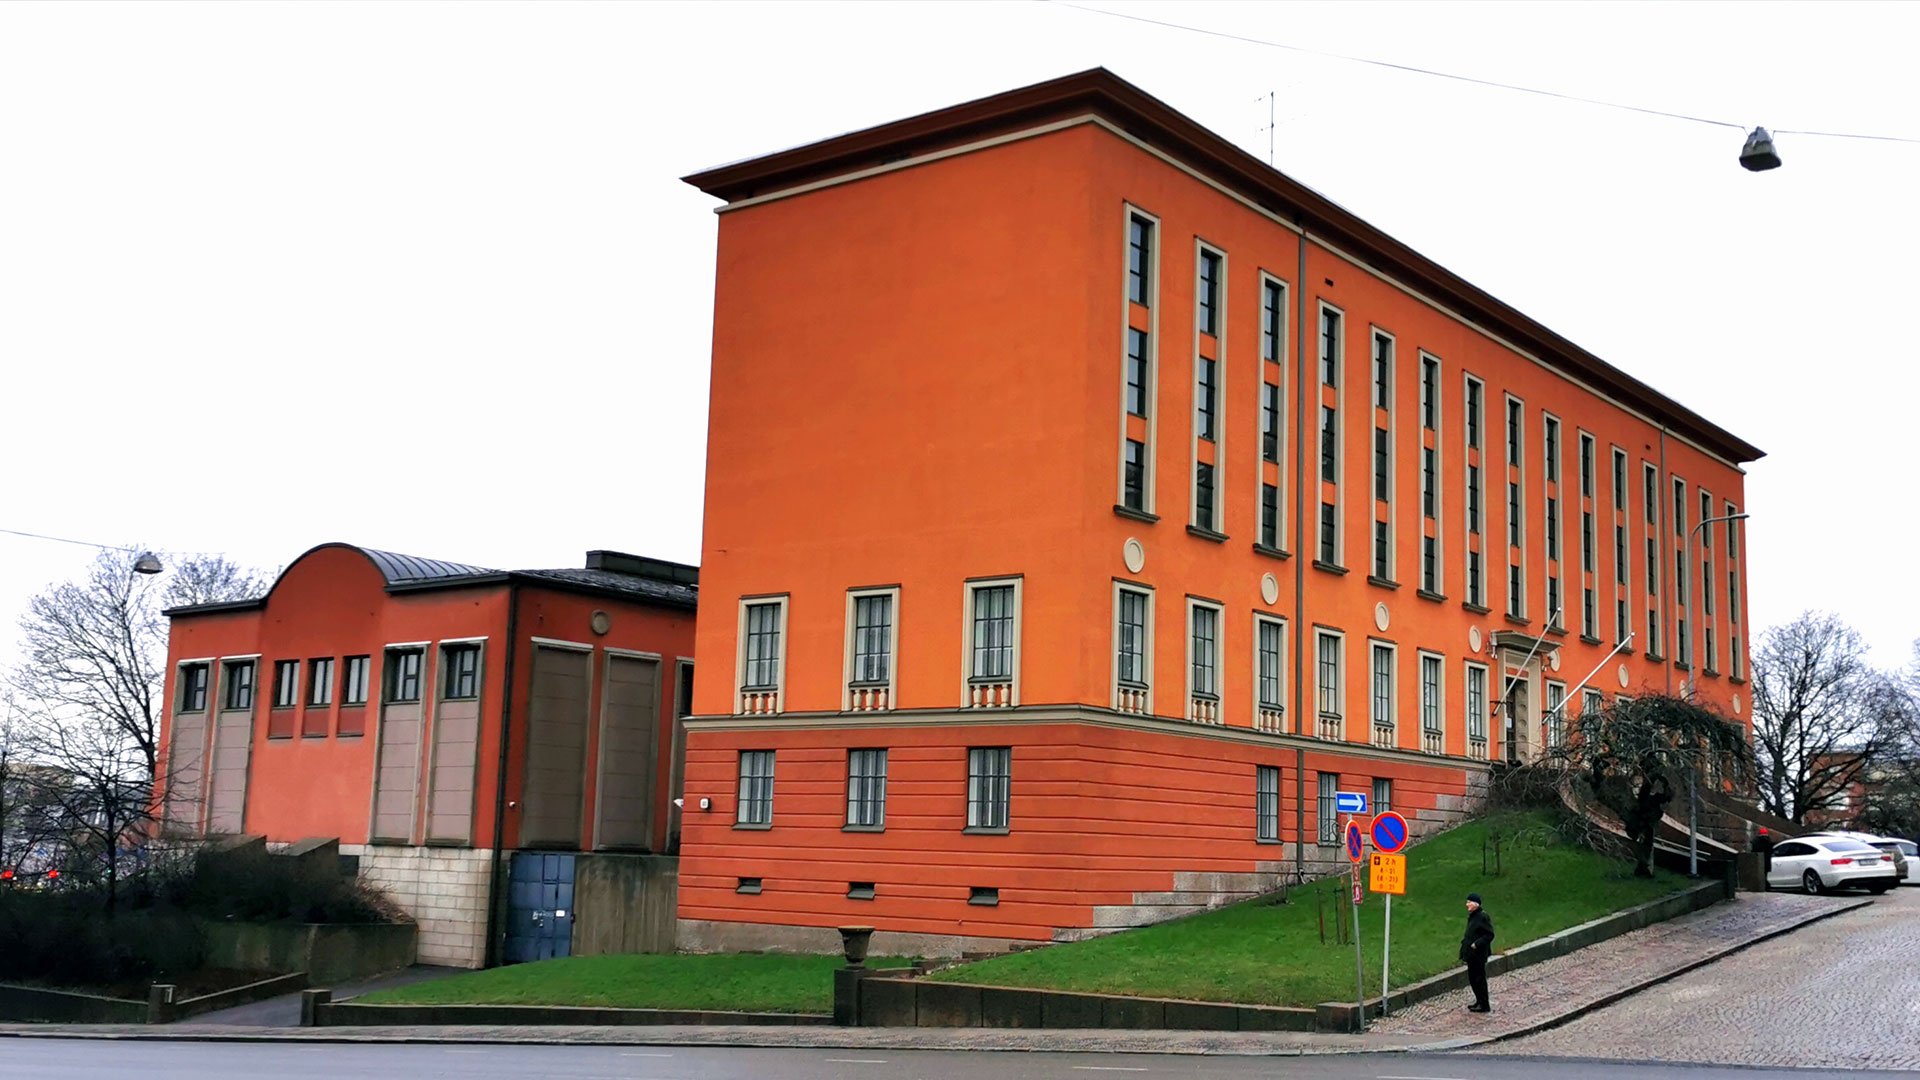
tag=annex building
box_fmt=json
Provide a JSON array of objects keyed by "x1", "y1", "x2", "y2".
[{"x1": 674, "y1": 69, "x2": 1763, "y2": 956}]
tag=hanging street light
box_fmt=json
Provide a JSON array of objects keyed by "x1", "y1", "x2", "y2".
[{"x1": 1740, "y1": 127, "x2": 1782, "y2": 171}]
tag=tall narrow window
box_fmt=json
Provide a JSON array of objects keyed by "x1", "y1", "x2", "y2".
[
  {"x1": 1468, "y1": 550, "x2": 1484, "y2": 607},
  {"x1": 1466, "y1": 663, "x2": 1488, "y2": 747},
  {"x1": 1422, "y1": 536, "x2": 1437, "y2": 593},
  {"x1": 1260, "y1": 483, "x2": 1279, "y2": 548},
  {"x1": 851, "y1": 592, "x2": 893, "y2": 685},
  {"x1": 1543, "y1": 416, "x2": 1561, "y2": 483},
  {"x1": 272, "y1": 659, "x2": 299, "y2": 709},
  {"x1": 1372, "y1": 778, "x2": 1393, "y2": 815},
  {"x1": 307, "y1": 657, "x2": 335, "y2": 708},
  {"x1": 384, "y1": 649, "x2": 422, "y2": 704},
  {"x1": 1125, "y1": 329, "x2": 1149, "y2": 418},
  {"x1": 1465, "y1": 378, "x2": 1483, "y2": 449},
  {"x1": 736, "y1": 750, "x2": 774, "y2": 826},
  {"x1": 1256, "y1": 618, "x2": 1285, "y2": 712},
  {"x1": 1196, "y1": 357, "x2": 1217, "y2": 441},
  {"x1": 1256, "y1": 765, "x2": 1281, "y2": 842},
  {"x1": 1189, "y1": 602, "x2": 1220, "y2": 700},
  {"x1": 1320, "y1": 406, "x2": 1338, "y2": 483},
  {"x1": 1261, "y1": 279, "x2": 1286, "y2": 362},
  {"x1": 223, "y1": 660, "x2": 255, "y2": 711},
  {"x1": 1506, "y1": 398, "x2": 1522, "y2": 467},
  {"x1": 1372, "y1": 332, "x2": 1392, "y2": 409},
  {"x1": 1613, "y1": 450, "x2": 1628, "y2": 510},
  {"x1": 1316, "y1": 631, "x2": 1342, "y2": 719},
  {"x1": 1319, "y1": 502, "x2": 1337, "y2": 564},
  {"x1": 742, "y1": 601, "x2": 783, "y2": 690},
  {"x1": 970, "y1": 584, "x2": 1016, "y2": 681},
  {"x1": 1123, "y1": 439, "x2": 1145, "y2": 511},
  {"x1": 442, "y1": 644, "x2": 480, "y2": 700},
  {"x1": 1127, "y1": 214, "x2": 1153, "y2": 306},
  {"x1": 1507, "y1": 482, "x2": 1523, "y2": 547},
  {"x1": 967, "y1": 747, "x2": 1012, "y2": 831},
  {"x1": 179, "y1": 662, "x2": 210, "y2": 712},
  {"x1": 1116, "y1": 588, "x2": 1149, "y2": 688},
  {"x1": 1317, "y1": 771, "x2": 1339, "y2": 845},
  {"x1": 1197, "y1": 249, "x2": 1221, "y2": 335},
  {"x1": 1422, "y1": 448, "x2": 1437, "y2": 518},
  {"x1": 1373, "y1": 428, "x2": 1390, "y2": 501},
  {"x1": 1420, "y1": 356, "x2": 1439, "y2": 429},
  {"x1": 1420, "y1": 653, "x2": 1442, "y2": 747},
  {"x1": 1370, "y1": 644, "x2": 1395, "y2": 738},
  {"x1": 1194, "y1": 462, "x2": 1216, "y2": 531},
  {"x1": 1467, "y1": 465, "x2": 1483, "y2": 531},
  {"x1": 1319, "y1": 307, "x2": 1341, "y2": 386},
  {"x1": 1579, "y1": 433, "x2": 1595, "y2": 498},
  {"x1": 342, "y1": 656, "x2": 370, "y2": 707},
  {"x1": 846, "y1": 748, "x2": 887, "y2": 829},
  {"x1": 1545, "y1": 682, "x2": 1566, "y2": 749},
  {"x1": 1261, "y1": 383, "x2": 1280, "y2": 462}
]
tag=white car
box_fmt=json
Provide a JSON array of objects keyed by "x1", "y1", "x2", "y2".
[
  {"x1": 1765, "y1": 836, "x2": 1901, "y2": 895},
  {"x1": 1797, "y1": 831, "x2": 1910, "y2": 883},
  {"x1": 1891, "y1": 839, "x2": 1919, "y2": 885}
]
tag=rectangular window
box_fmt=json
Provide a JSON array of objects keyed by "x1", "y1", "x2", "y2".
[
  {"x1": 1546, "y1": 496, "x2": 1560, "y2": 555},
  {"x1": 1257, "y1": 618, "x2": 1285, "y2": 709},
  {"x1": 1197, "y1": 249, "x2": 1221, "y2": 336},
  {"x1": 1647, "y1": 610, "x2": 1662, "y2": 657},
  {"x1": 1508, "y1": 563, "x2": 1524, "y2": 618},
  {"x1": 967, "y1": 747, "x2": 1012, "y2": 831},
  {"x1": 1467, "y1": 550, "x2": 1484, "y2": 607},
  {"x1": 1726, "y1": 502, "x2": 1741, "y2": 559},
  {"x1": 1507, "y1": 481, "x2": 1522, "y2": 547},
  {"x1": 1615, "y1": 524, "x2": 1628, "y2": 585},
  {"x1": 1544, "y1": 416, "x2": 1561, "y2": 483},
  {"x1": 384, "y1": 649, "x2": 422, "y2": 704},
  {"x1": 1189, "y1": 603, "x2": 1219, "y2": 699},
  {"x1": 1467, "y1": 464, "x2": 1483, "y2": 532},
  {"x1": 1677, "y1": 618, "x2": 1691, "y2": 667},
  {"x1": 846, "y1": 748, "x2": 887, "y2": 829},
  {"x1": 342, "y1": 655, "x2": 370, "y2": 707},
  {"x1": 1583, "y1": 688, "x2": 1604, "y2": 719},
  {"x1": 1644, "y1": 463, "x2": 1658, "y2": 521},
  {"x1": 1422, "y1": 536, "x2": 1437, "y2": 593},
  {"x1": 1465, "y1": 377, "x2": 1483, "y2": 449},
  {"x1": 1123, "y1": 439, "x2": 1146, "y2": 511},
  {"x1": 1646, "y1": 537, "x2": 1659, "y2": 594},
  {"x1": 1466, "y1": 663, "x2": 1488, "y2": 743},
  {"x1": 1373, "y1": 428, "x2": 1389, "y2": 501},
  {"x1": 1729, "y1": 569, "x2": 1741, "y2": 626},
  {"x1": 970, "y1": 584, "x2": 1016, "y2": 681},
  {"x1": 1116, "y1": 588, "x2": 1149, "y2": 687},
  {"x1": 1547, "y1": 576, "x2": 1562, "y2": 627},
  {"x1": 1260, "y1": 483, "x2": 1279, "y2": 548},
  {"x1": 1256, "y1": 765, "x2": 1281, "y2": 842},
  {"x1": 307, "y1": 657, "x2": 334, "y2": 708},
  {"x1": 1673, "y1": 477, "x2": 1687, "y2": 538},
  {"x1": 1125, "y1": 328, "x2": 1149, "y2": 417},
  {"x1": 1320, "y1": 405, "x2": 1338, "y2": 482},
  {"x1": 743, "y1": 601, "x2": 784, "y2": 689},
  {"x1": 1373, "y1": 520, "x2": 1390, "y2": 579},
  {"x1": 1262, "y1": 279, "x2": 1285, "y2": 362},
  {"x1": 1579, "y1": 433, "x2": 1595, "y2": 498},
  {"x1": 1422, "y1": 447, "x2": 1437, "y2": 518},
  {"x1": 1613, "y1": 449, "x2": 1628, "y2": 511},
  {"x1": 1261, "y1": 382, "x2": 1281, "y2": 462},
  {"x1": 1506, "y1": 398, "x2": 1522, "y2": 467},
  {"x1": 180, "y1": 662, "x2": 210, "y2": 712},
  {"x1": 736, "y1": 750, "x2": 774, "y2": 826},
  {"x1": 1316, "y1": 631, "x2": 1342, "y2": 718},
  {"x1": 1583, "y1": 587, "x2": 1597, "y2": 639},
  {"x1": 1319, "y1": 307, "x2": 1341, "y2": 385},
  {"x1": 272, "y1": 659, "x2": 299, "y2": 708},
  {"x1": 1420, "y1": 356, "x2": 1439, "y2": 429},
  {"x1": 1420, "y1": 654, "x2": 1442, "y2": 734},
  {"x1": 1194, "y1": 462, "x2": 1216, "y2": 530},
  {"x1": 1371, "y1": 643, "x2": 1394, "y2": 733},
  {"x1": 1706, "y1": 626, "x2": 1717, "y2": 672},
  {"x1": 1372, "y1": 332, "x2": 1392, "y2": 410},
  {"x1": 1319, "y1": 502, "x2": 1337, "y2": 564},
  {"x1": 1372, "y1": 777, "x2": 1392, "y2": 816},
  {"x1": 1582, "y1": 513, "x2": 1596, "y2": 573},
  {"x1": 1617, "y1": 598, "x2": 1630, "y2": 644},
  {"x1": 443, "y1": 644, "x2": 480, "y2": 700},
  {"x1": 1195, "y1": 357, "x2": 1217, "y2": 440},
  {"x1": 1317, "y1": 772, "x2": 1339, "y2": 845},
  {"x1": 851, "y1": 593, "x2": 893, "y2": 684},
  {"x1": 1545, "y1": 681, "x2": 1566, "y2": 749},
  {"x1": 1127, "y1": 214, "x2": 1153, "y2": 306},
  {"x1": 222, "y1": 660, "x2": 254, "y2": 711}
]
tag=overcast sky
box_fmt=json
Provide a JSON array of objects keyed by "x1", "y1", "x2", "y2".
[{"x1": 2, "y1": 1, "x2": 1915, "y2": 670}]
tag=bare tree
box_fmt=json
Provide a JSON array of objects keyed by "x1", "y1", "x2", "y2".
[
  {"x1": 1749, "y1": 613, "x2": 1910, "y2": 824},
  {"x1": 164, "y1": 555, "x2": 272, "y2": 611},
  {"x1": 16, "y1": 710, "x2": 153, "y2": 912}
]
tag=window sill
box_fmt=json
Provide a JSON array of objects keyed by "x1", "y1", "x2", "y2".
[
  {"x1": 1113, "y1": 504, "x2": 1159, "y2": 524},
  {"x1": 1545, "y1": 626, "x2": 1568, "y2": 638},
  {"x1": 1462, "y1": 602, "x2": 1491, "y2": 615},
  {"x1": 1252, "y1": 543, "x2": 1290, "y2": 561},
  {"x1": 1366, "y1": 576, "x2": 1400, "y2": 591},
  {"x1": 1311, "y1": 560, "x2": 1350, "y2": 576},
  {"x1": 1186, "y1": 525, "x2": 1229, "y2": 543},
  {"x1": 1416, "y1": 589, "x2": 1447, "y2": 604},
  {"x1": 732, "y1": 822, "x2": 772, "y2": 832},
  {"x1": 963, "y1": 826, "x2": 1011, "y2": 836},
  {"x1": 1728, "y1": 675, "x2": 1747, "y2": 685},
  {"x1": 1645, "y1": 653, "x2": 1665, "y2": 663},
  {"x1": 1703, "y1": 668, "x2": 1720, "y2": 678},
  {"x1": 735, "y1": 885, "x2": 763, "y2": 896},
  {"x1": 842, "y1": 824, "x2": 886, "y2": 834},
  {"x1": 1580, "y1": 634, "x2": 1604, "y2": 646},
  {"x1": 1504, "y1": 614, "x2": 1532, "y2": 627},
  {"x1": 1256, "y1": 837, "x2": 1283, "y2": 846}
]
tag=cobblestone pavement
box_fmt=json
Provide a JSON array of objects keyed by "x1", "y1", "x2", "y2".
[
  {"x1": 1372, "y1": 890, "x2": 1866, "y2": 1040},
  {"x1": 1478, "y1": 886, "x2": 1920, "y2": 1070}
]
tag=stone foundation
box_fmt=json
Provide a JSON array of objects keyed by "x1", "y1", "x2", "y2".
[
  {"x1": 676, "y1": 918, "x2": 1022, "y2": 959},
  {"x1": 341, "y1": 845, "x2": 495, "y2": 968}
]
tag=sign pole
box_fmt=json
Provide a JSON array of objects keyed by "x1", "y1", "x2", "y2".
[
  {"x1": 1381, "y1": 892, "x2": 1392, "y2": 1017},
  {"x1": 1348, "y1": 815, "x2": 1365, "y2": 1031}
]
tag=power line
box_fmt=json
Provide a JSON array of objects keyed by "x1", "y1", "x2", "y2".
[
  {"x1": 1043, "y1": 0, "x2": 1920, "y2": 145},
  {"x1": 0, "y1": 527, "x2": 227, "y2": 559}
]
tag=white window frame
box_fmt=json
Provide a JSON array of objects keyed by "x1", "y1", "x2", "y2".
[
  {"x1": 1465, "y1": 659, "x2": 1490, "y2": 750},
  {"x1": 1112, "y1": 581, "x2": 1154, "y2": 712},
  {"x1": 1314, "y1": 628, "x2": 1345, "y2": 738},
  {"x1": 1504, "y1": 393, "x2": 1528, "y2": 621},
  {"x1": 1117, "y1": 204, "x2": 1161, "y2": 515},
  {"x1": 1256, "y1": 764, "x2": 1282, "y2": 843},
  {"x1": 1317, "y1": 301, "x2": 1346, "y2": 568},
  {"x1": 736, "y1": 749, "x2": 775, "y2": 828},
  {"x1": 1462, "y1": 373, "x2": 1487, "y2": 608},
  {"x1": 1191, "y1": 239, "x2": 1228, "y2": 532},
  {"x1": 1544, "y1": 679, "x2": 1567, "y2": 751},
  {"x1": 962, "y1": 577, "x2": 1022, "y2": 706},
  {"x1": 735, "y1": 595, "x2": 789, "y2": 714},
  {"x1": 1370, "y1": 639, "x2": 1397, "y2": 747},
  {"x1": 966, "y1": 746, "x2": 1012, "y2": 832},
  {"x1": 1185, "y1": 596, "x2": 1224, "y2": 723},
  {"x1": 1255, "y1": 272, "x2": 1290, "y2": 548},
  {"x1": 1370, "y1": 327, "x2": 1396, "y2": 583},
  {"x1": 1252, "y1": 613, "x2": 1287, "y2": 730},
  {"x1": 843, "y1": 586, "x2": 900, "y2": 711},
  {"x1": 1418, "y1": 650, "x2": 1445, "y2": 754},
  {"x1": 845, "y1": 747, "x2": 888, "y2": 830}
]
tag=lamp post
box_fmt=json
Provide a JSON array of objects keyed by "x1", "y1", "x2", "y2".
[
  {"x1": 0, "y1": 527, "x2": 163, "y2": 574},
  {"x1": 1683, "y1": 511, "x2": 1751, "y2": 877}
]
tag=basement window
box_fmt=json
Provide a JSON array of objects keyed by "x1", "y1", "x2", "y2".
[
  {"x1": 847, "y1": 882, "x2": 876, "y2": 901},
  {"x1": 969, "y1": 887, "x2": 1000, "y2": 907},
  {"x1": 735, "y1": 877, "x2": 762, "y2": 895}
]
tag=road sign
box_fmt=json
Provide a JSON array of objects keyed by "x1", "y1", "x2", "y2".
[
  {"x1": 1345, "y1": 821, "x2": 1366, "y2": 862},
  {"x1": 1370, "y1": 811, "x2": 1410, "y2": 854},
  {"x1": 1369, "y1": 853, "x2": 1407, "y2": 895},
  {"x1": 1335, "y1": 790, "x2": 1369, "y2": 815}
]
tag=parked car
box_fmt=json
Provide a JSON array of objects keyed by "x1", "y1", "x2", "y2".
[
  {"x1": 1892, "y1": 839, "x2": 1919, "y2": 885},
  {"x1": 1797, "y1": 831, "x2": 1909, "y2": 882},
  {"x1": 1765, "y1": 836, "x2": 1901, "y2": 894}
]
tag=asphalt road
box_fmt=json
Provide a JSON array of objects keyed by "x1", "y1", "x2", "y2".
[{"x1": 4, "y1": 1042, "x2": 1910, "y2": 1080}]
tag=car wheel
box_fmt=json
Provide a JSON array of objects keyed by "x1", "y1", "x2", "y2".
[
  {"x1": 1868, "y1": 882, "x2": 1892, "y2": 895},
  {"x1": 1803, "y1": 869, "x2": 1826, "y2": 895}
]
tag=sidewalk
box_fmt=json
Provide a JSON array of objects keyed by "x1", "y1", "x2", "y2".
[{"x1": 0, "y1": 891, "x2": 1872, "y2": 1056}]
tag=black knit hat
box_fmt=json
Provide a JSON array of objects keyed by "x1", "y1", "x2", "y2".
[{"x1": 1466, "y1": 893, "x2": 1483, "y2": 904}]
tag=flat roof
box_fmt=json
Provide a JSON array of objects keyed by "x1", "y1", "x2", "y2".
[{"x1": 684, "y1": 68, "x2": 1763, "y2": 465}]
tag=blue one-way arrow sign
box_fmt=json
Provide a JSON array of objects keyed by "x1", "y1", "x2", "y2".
[{"x1": 1335, "y1": 790, "x2": 1369, "y2": 815}]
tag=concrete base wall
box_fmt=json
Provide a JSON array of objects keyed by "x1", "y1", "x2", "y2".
[
  {"x1": 342, "y1": 845, "x2": 494, "y2": 968},
  {"x1": 677, "y1": 918, "x2": 1024, "y2": 959}
]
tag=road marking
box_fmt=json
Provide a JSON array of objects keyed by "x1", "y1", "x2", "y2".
[
  {"x1": 443, "y1": 1049, "x2": 488, "y2": 1054},
  {"x1": 1071, "y1": 1069, "x2": 1148, "y2": 1073},
  {"x1": 825, "y1": 1059, "x2": 889, "y2": 1064},
  {"x1": 620, "y1": 1052, "x2": 675, "y2": 1057}
]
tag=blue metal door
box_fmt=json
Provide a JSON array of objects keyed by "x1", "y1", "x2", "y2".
[{"x1": 505, "y1": 852, "x2": 575, "y2": 963}]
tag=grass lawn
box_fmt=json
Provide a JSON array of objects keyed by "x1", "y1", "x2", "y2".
[
  {"x1": 352, "y1": 952, "x2": 911, "y2": 1015},
  {"x1": 928, "y1": 811, "x2": 1679, "y2": 1007}
]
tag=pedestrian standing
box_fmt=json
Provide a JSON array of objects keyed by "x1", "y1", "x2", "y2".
[{"x1": 1461, "y1": 892, "x2": 1496, "y2": 1014}]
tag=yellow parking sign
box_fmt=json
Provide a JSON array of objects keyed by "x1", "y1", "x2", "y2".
[{"x1": 1368, "y1": 853, "x2": 1406, "y2": 895}]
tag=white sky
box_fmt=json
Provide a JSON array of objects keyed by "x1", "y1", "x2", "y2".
[{"x1": 2, "y1": 1, "x2": 1915, "y2": 669}]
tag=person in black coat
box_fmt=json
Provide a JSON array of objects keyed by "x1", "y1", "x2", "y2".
[{"x1": 1460, "y1": 893, "x2": 1496, "y2": 1013}]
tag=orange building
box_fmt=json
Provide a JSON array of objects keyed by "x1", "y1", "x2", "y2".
[
  {"x1": 676, "y1": 69, "x2": 1764, "y2": 956},
  {"x1": 160, "y1": 543, "x2": 696, "y2": 967}
]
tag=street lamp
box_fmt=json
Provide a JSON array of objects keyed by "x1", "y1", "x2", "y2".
[
  {"x1": 1683, "y1": 511, "x2": 1752, "y2": 877},
  {"x1": 0, "y1": 527, "x2": 165, "y2": 575}
]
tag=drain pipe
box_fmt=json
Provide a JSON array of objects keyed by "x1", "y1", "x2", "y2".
[
  {"x1": 482, "y1": 583, "x2": 521, "y2": 968},
  {"x1": 1292, "y1": 223, "x2": 1309, "y2": 878}
]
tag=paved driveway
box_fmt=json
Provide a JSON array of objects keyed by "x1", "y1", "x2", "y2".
[{"x1": 1478, "y1": 885, "x2": 1920, "y2": 1071}]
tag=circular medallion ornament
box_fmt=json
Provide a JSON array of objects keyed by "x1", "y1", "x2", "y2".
[
  {"x1": 1123, "y1": 538, "x2": 1146, "y2": 574},
  {"x1": 1469, "y1": 626, "x2": 1483, "y2": 654},
  {"x1": 1732, "y1": 693, "x2": 1742, "y2": 715},
  {"x1": 1549, "y1": 651, "x2": 1562, "y2": 673},
  {"x1": 1618, "y1": 663, "x2": 1631, "y2": 688},
  {"x1": 1260, "y1": 573, "x2": 1279, "y2": 606},
  {"x1": 1374, "y1": 603, "x2": 1390, "y2": 632},
  {"x1": 590, "y1": 610, "x2": 612, "y2": 636}
]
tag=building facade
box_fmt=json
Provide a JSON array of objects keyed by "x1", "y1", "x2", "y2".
[
  {"x1": 160, "y1": 543, "x2": 697, "y2": 967},
  {"x1": 675, "y1": 70, "x2": 1763, "y2": 955}
]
